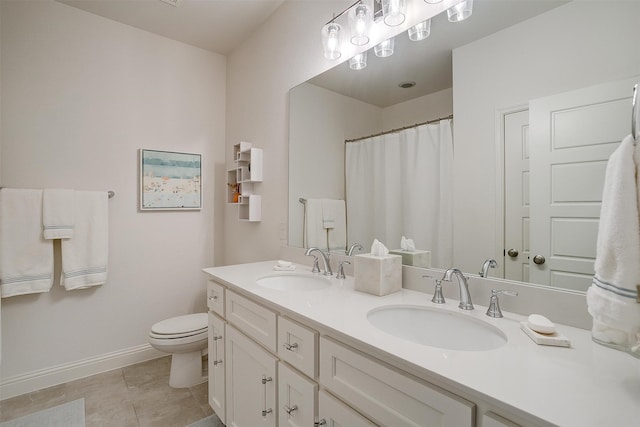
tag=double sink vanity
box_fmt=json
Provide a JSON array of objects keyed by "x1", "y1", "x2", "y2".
[{"x1": 203, "y1": 260, "x2": 639, "y2": 427}]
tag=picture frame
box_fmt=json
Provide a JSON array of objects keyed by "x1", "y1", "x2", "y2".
[{"x1": 139, "y1": 149, "x2": 202, "y2": 210}]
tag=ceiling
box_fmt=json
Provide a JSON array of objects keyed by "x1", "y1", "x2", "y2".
[
  {"x1": 58, "y1": 0, "x2": 286, "y2": 55},
  {"x1": 309, "y1": 0, "x2": 568, "y2": 107},
  {"x1": 58, "y1": 0, "x2": 568, "y2": 106}
]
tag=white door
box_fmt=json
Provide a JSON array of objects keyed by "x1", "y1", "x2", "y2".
[
  {"x1": 225, "y1": 325, "x2": 278, "y2": 427},
  {"x1": 503, "y1": 110, "x2": 530, "y2": 282},
  {"x1": 528, "y1": 77, "x2": 636, "y2": 289},
  {"x1": 277, "y1": 362, "x2": 317, "y2": 427},
  {"x1": 208, "y1": 312, "x2": 226, "y2": 423}
]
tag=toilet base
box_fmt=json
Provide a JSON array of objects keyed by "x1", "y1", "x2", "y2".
[{"x1": 168, "y1": 350, "x2": 206, "y2": 388}]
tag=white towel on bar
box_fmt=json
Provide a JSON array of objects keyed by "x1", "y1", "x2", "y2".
[
  {"x1": 61, "y1": 190, "x2": 108, "y2": 290},
  {"x1": 587, "y1": 134, "x2": 640, "y2": 353},
  {"x1": 323, "y1": 199, "x2": 346, "y2": 252},
  {"x1": 43, "y1": 189, "x2": 75, "y2": 239},
  {"x1": 303, "y1": 198, "x2": 328, "y2": 250},
  {"x1": 0, "y1": 188, "x2": 54, "y2": 297}
]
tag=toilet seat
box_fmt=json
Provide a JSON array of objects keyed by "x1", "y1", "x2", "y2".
[{"x1": 150, "y1": 313, "x2": 207, "y2": 337}]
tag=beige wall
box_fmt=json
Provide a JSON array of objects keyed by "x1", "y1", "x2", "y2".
[
  {"x1": 452, "y1": 0, "x2": 640, "y2": 274},
  {"x1": 0, "y1": 1, "x2": 226, "y2": 382}
]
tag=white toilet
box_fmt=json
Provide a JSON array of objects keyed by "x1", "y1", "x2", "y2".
[{"x1": 148, "y1": 313, "x2": 208, "y2": 388}]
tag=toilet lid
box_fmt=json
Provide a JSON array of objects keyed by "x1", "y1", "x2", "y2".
[{"x1": 151, "y1": 313, "x2": 207, "y2": 335}]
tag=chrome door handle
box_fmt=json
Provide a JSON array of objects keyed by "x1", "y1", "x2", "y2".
[
  {"x1": 507, "y1": 248, "x2": 518, "y2": 258},
  {"x1": 533, "y1": 255, "x2": 546, "y2": 265}
]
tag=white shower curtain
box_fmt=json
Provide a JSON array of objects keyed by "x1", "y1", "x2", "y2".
[{"x1": 345, "y1": 119, "x2": 453, "y2": 267}]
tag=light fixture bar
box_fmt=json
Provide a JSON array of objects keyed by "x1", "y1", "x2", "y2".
[{"x1": 324, "y1": 0, "x2": 363, "y2": 26}]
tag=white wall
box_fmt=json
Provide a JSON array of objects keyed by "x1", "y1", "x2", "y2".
[
  {"x1": 382, "y1": 87, "x2": 453, "y2": 130},
  {"x1": 0, "y1": 1, "x2": 226, "y2": 386},
  {"x1": 452, "y1": 1, "x2": 640, "y2": 273},
  {"x1": 288, "y1": 83, "x2": 383, "y2": 247}
]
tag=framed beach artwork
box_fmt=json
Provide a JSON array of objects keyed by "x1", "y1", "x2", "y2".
[{"x1": 139, "y1": 149, "x2": 202, "y2": 210}]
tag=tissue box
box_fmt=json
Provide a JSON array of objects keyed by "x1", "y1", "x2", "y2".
[
  {"x1": 389, "y1": 249, "x2": 431, "y2": 268},
  {"x1": 354, "y1": 254, "x2": 402, "y2": 296}
]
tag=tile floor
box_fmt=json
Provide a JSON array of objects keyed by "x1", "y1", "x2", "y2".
[{"x1": 0, "y1": 356, "x2": 217, "y2": 427}]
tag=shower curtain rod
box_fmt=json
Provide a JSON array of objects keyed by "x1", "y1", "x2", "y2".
[{"x1": 344, "y1": 114, "x2": 453, "y2": 143}]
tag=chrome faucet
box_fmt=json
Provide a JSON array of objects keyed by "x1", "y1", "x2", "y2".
[
  {"x1": 346, "y1": 243, "x2": 363, "y2": 256},
  {"x1": 305, "y1": 247, "x2": 333, "y2": 276},
  {"x1": 479, "y1": 259, "x2": 498, "y2": 278},
  {"x1": 442, "y1": 268, "x2": 474, "y2": 310}
]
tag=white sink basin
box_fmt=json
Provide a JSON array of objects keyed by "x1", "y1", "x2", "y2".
[
  {"x1": 256, "y1": 273, "x2": 331, "y2": 291},
  {"x1": 367, "y1": 305, "x2": 507, "y2": 351}
]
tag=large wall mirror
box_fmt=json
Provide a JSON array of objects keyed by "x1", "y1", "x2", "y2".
[{"x1": 288, "y1": 0, "x2": 640, "y2": 292}]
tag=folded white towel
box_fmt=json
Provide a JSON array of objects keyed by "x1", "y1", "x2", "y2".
[
  {"x1": 43, "y1": 189, "x2": 75, "y2": 239},
  {"x1": 587, "y1": 135, "x2": 640, "y2": 353},
  {"x1": 323, "y1": 199, "x2": 346, "y2": 252},
  {"x1": 0, "y1": 189, "x2": 53, "y2": 297},
  {"x1": 303, "y1": 199, "x2": 328, "y2": 250},
  {"x1": 60, "y1": 191, "x2": 108, "y2": 290}
]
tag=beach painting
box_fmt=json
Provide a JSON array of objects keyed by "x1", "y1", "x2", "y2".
[{"x1": 140, "y1": 149, "x2": 202, "y2": 210}]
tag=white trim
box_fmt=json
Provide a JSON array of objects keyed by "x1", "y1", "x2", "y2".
[
  {"x1": 0, "y1": 344, "x2": 164, "y2": 400},
  {"x1": 494, "y1": 103, "x2": 528, "y2": 279}
]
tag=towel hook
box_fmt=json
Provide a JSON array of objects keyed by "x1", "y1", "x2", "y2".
[{"x1": 632, "y1": 83, "x2": 638, "y2": 143}]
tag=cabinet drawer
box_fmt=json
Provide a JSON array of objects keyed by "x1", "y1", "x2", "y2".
[
  {"x1": 207, "y1": 280, "x2": 225, "y2": 316},
  {"x1": 226, "y1": 290, "x2": 277, "y2": 352},
  {"x1": 320, "y1": 336, "x2": 475, "y2": 427},
  {"x1": 278, "y1": 362, "x2": 318, "y2": 427},
  {"x1": 318, "y1": 390, "x2": 377, "y2": 427},
  {"x1": 278, "y1": 316, "x2": 318, "y2": 379}
]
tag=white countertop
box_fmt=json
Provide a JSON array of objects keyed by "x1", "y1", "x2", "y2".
[{"x1": 203, "y1": 261, "x2": 640, "y2": 427}]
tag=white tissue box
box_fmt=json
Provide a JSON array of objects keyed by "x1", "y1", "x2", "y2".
[
  {"x1": 354, "y1": 254, "x2": 402, "y2": 296},
  {"x1": 389, "y1": 249, "x2": 431, "y2": 268}
]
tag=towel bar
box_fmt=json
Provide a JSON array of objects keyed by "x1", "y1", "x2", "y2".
[{"x1": 632, "y1": 83, "x2": 638, "y2": 143}]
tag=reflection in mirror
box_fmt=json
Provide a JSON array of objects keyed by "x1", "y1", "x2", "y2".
[{"x1": 288, "y1": 0, "x2": 640, "y2": 292}]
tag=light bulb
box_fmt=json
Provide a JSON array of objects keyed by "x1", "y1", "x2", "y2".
[{"x1": 349, "y1": 3, "x2": 371, "y2": 46}]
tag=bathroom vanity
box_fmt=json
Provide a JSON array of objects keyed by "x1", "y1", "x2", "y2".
[{"x1": 203, "y1": 261, "x2": 639, "y2": 427}]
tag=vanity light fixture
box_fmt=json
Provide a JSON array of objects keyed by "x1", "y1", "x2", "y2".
[
  {"x1": 321, "y1": 21, "x2": 342, "y2": 60},
  {"x1": 349, "y1": 51, "x2": 368, "y2": 70},
  {"x1": 423, "y1": 0, "x2": 443, "y2": 3},
  {"x1": 349, "y1": 2, "x2": 372, "y2": 46},
  {"x1": 382, "y1": 0, "x2": 406, "y2": 26},
  {"x1": 407, "y1": 18, "x2": 431, "y2": 41},
  {"x1": 374, "y1": 37, "x2": 395, "y2": 58},
  {"x1": 447, "y1": 0, "x2": 473, "y2": 22}
]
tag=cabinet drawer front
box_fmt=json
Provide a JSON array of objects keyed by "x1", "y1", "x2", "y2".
[
  {"x1": 226, "y1": 290, "x2": 277, "y2": 352},
  {"x1": 278, "y1": 316, "x2": 318, "y2": 379},
  {"x1": 208, "y1": 312, "x2": 226, "y2": 424},
  {"x1": 278, "y1": 362, "x2": 318, "y2": 427},
  {"x1": 318, "y1": 390, "x2": 377, "y2": 427},
  {"x1": 482, "y1": 412, "x2": 522, "y2": 427},
  {"x1": 320, "y1": 337, "x2": 474, "y2": 427},
  {"x1": 207, "y1": 280, "x2": 225, "y2": 316}
]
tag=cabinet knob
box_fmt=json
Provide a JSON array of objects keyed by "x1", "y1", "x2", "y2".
[
  {"x1": 284, "y1": 404, "x2": 298, "y2": 415},
  {"x1": 283, "y1": 342, "x2": 299, "y2": 351},
  {"x1": 507, "y1": 248, "x2": 519, "y2": 258},
  {"x1": 315, "y1": 420, "x2": 327, "y2": 426},
  {"x1": 208, "y1": 295, "x2": 218, "y2": 301}
]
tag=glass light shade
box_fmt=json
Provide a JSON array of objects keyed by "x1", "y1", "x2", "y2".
[
  {"x1": 349, "y1": 3, "x2": 371, "y2": 46},
  {"x1": 447, "y1": 0, "x2": 473, "y2": 22},
  {"x1": 374, "y1": 38, "x2": 394, "y2": 58},
  {"x1": 321, "y1": 22, "x2": 342, "y2": 60},
  {"x1": 349, "y1": 51, "x2": 367, "y2": 70},
  {"x1": 382, "y1": 0, "x2": 406, "y2": 27},
  {"x1": 407, "y1": 19, "x2": 431, "y2": 41}
]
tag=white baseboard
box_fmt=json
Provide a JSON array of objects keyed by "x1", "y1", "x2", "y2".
[{"x1": 0, "y1": 344, "x2": 165, "y2": 400}]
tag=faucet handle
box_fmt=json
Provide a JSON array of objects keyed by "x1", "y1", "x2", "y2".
[
  {"x1": 486, "y1": 289, "x2": 518, "y2": 318},
  {"x1": 432, "y1": 279, "x2": 446, "y2": 304},
  {"x1": 336, "y1": 261, "x2": 351, "y2": 279}
]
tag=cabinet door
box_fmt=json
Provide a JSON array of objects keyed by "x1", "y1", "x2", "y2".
[
  {"x1": 226, "y1": 324, "x2": 278, "y2": 427},
  {"x1": 317, "y1": 390, "x2": 377, "y2": 427},
  {"x1": 208, "y1": 312, "x2": 226, "y2": 424},
  {"x1": 278, "y1": 362, "x2": 317, "y2": 427},
  {"x1": 320, "y1": 336, "x2": 474, "y2": 427}
]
